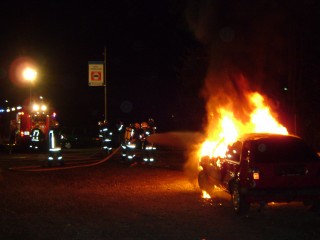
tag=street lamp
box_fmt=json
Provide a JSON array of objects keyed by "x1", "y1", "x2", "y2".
[{"x1": 22, "y1": 67, "x2": 37, "y2": 106}]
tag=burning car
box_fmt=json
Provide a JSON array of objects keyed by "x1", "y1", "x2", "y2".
[{"x1": 198, "y1": 133, "x2": 320, "y2": 214}]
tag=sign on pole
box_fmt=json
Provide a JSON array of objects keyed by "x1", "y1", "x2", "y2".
[{"x1": 88, "y1": 61, "x2": 104, "y2": 86}]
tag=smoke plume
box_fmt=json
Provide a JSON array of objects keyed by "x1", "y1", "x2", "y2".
[
  {"x1": 183, "y1": 0, "x2": 290, "y2": 182},
  {"x1": 185, "y1": 0, "x2": 289, "y2": 126}
]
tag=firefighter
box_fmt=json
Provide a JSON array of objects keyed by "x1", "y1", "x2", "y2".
[
  {"x1": 141, "y1": 121, "x2": 156, "y2": 163},
  {"x1": 148, "y1": 118, "x2": 156, "y2": 134},
  {"x1": 131, "y1": 123, "x2": 143, "y2": 144},
  {"x1": 126, "y1": 122, "x2": 143, "y2": 163},
  {"x1": 113, "y1": 120, "x2": 124, "y2": 148},
  {"x1": 30, "y1": 123, "x2": 45, "y2": 150},
  {"x1": 9, "y1": 120, "x2": 17, "y2": 154},
  {"x1": 98, "y1": 120, "x2": 113, "y2": 154},
  {"x1": 121, "y1": 123, "x2": 133, "y2": 160},
  {"x1": 47, "y1": 125, "x2": 63, "y2": 167}
]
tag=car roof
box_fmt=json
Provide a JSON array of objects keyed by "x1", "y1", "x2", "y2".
[{"x1": 237, "y1": 133, "x2": 301, "y2": 142}]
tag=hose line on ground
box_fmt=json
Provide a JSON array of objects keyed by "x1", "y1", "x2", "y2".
[{"x1": 9, "y1": 147, "x2": 120, "y2": 172}]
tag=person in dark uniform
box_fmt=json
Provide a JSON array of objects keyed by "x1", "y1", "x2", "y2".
[
  {"x1": 98, "y1": 120, "x2": 113, "y2": 154},
  {"x1": 141, "y1": 121, "x2": 156, "y2": 164},
  {"x1": 47, "y1": 125, "x2": 63, "y2": 167},
  {"x1": 113, "y1": 120, "x2": 125, "y2": 148},
  {"x1": 126, "y1": 123, "x2": 143, "y2": 163},
  {"x1": 9, "y1": 120, "x2": 17, "y2": 154},
  {"x1": 30, "y1": 124, "x2": 45, "y2": 150}
]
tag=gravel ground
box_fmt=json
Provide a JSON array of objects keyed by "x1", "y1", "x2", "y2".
[{"x1": 0, "y1": 154, "x2": 320, "y2": 240}]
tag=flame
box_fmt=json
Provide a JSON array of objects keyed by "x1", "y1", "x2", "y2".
[
  {"x1": 198, "y1": 92, "x2": 288, "y2": 159},
  {"x1": 249, "y1": 92, "x2": 288, "y2": 134},
  {"x1": 202, "y1": 190, "x2": 211, "y2": 199}
]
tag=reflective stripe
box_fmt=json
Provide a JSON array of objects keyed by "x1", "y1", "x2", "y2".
[{"x1": 49, "y1": 148, "x2": 61, "y2": 152}]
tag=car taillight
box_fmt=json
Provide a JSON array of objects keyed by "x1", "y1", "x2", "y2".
[
  {"x1": 253, "y1": 172, "x2": 260, "y2": 180},
  {"x1": 250, "y1": 168, "x2": 260, "y2": 180},
  {"x1": 247, "y1": 168, "x2": 260, "y2": 188},
  {"x1": 21, "y1": 131, "x2": 30, "y2": 136}
]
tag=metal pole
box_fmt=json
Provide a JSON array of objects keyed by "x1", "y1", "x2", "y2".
[
  {"x1": 29, "y1": 83, "x2": 33, "y2": 110},
  {"x1": 104, "y1": 46, "x2": 107, "y2": 121},
  {"x1": 29, "y1": 85, "x2": 32, "y2": 105}
]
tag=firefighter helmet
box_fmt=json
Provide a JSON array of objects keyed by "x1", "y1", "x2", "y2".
[
  {"x1": 141, "y1": 122, "x2": 148, "y2": 128},
  {"x1": 148, "y1": 118, "x2": 155, "y2": 125}
]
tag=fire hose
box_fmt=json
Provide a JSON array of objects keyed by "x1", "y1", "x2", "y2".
[{"x1": 9, "y1": 147, "x2": 120, "y2": 172}]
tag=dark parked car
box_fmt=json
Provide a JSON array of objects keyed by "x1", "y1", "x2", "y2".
[
  {"x1": 60, "y1": 127, "x2": 101, "y2": 149},
  {"x1": 198, "y1": 133, "x2": 320, "y2": 214}
]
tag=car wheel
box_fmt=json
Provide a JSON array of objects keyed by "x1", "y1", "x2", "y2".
[
  {"x1": 64, "y1": 142, "x2": 72, "y2": 149},
  {"x1": 232, "y1": 183, "x2": 250, "y2": 215}
]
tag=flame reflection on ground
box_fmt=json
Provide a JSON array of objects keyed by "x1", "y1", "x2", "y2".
[{"x1": 202, "y1": 190, "x2": 211, "y2": 199}]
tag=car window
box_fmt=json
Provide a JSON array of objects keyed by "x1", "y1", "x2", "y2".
[{"x1": 252, "y1": 137, "x2": 319, "y2": 163}]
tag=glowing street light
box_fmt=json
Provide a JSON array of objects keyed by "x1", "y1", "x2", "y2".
[
  {"x1": 22, "y1": 67, "x2": 37, "y2": 82},
  {"x1": 22, "y1": 67, "x2": 37, "y2": 106}
]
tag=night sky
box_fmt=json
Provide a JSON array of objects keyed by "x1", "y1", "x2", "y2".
[
  {"x1": 1, "y1": 1, "x2": 319, "y2": 136},
  {"x1": 0, "y1": 1, "x2": 196, "y2": 130}
]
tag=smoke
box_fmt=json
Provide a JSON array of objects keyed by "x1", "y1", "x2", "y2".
[
  {"x1": 183, "y1": 0, "x2": 293, "y2": 138},
  {"x1": 147, "y1": 131, "x2": 204, "y2": 186},
  {"x1": 147, "y1": 131, "x2": 205, "y2": 150},
  {"x1": 185, "y1": 0, "x2": 289, "y2": 119},
  {"x1": 182, "y1": 0, "x2": 291, "y2": 183}
]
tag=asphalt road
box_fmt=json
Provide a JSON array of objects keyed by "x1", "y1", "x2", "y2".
[
  {"x1": 0, "y1": 147, "x2": 320, "y2": 240},
  {"x1": 0, "y1": 147, "x2": 103, "y2": 168}
]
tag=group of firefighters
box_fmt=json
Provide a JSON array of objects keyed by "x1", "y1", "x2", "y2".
[
  {"x1": 3, "y1": 105, "x2": 157, "y2": 167},
  {"x1": 99, "y1": 118, "x2": 157, "y2": 164}
]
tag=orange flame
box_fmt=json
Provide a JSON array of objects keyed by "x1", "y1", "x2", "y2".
[
  {"x1": 249, "y1": 92, "x2": 288, "y2": 134},
  {"x1": 202, "y1": 190, "x2": 211, "y2": 199},
  {"x1": 198, "y1": 92, "x2": 288, "y2": 160}
]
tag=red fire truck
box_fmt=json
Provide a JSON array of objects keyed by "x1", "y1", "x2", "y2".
[{"x1": 0, "y1": 102, "x2": 59, "y2": 150}]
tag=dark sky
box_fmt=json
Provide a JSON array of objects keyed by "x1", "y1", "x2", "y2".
[
  {"x1": 1, "y1": 0, "x2": 319, "y2": 134},
  {"x1": 0, "y1": 1, "x2": 199, "y2": 131}
]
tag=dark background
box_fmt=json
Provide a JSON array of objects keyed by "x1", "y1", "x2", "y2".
[
  {"x1": 0, "y1": 1, "x2": 319, "y2": 145},
  {"x1": 0, "y1": 0, "x2": 200, "y2": 131}
]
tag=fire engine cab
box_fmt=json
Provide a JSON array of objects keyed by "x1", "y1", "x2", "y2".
[{"x1": 0, "y1": 102, "x2": 59, "y2": 150}]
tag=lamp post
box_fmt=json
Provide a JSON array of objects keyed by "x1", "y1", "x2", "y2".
[{"x1": 22, "y1": 67, "x2": 37, "y2": 106}]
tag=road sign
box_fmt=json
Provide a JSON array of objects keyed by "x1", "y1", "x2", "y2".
[{"x1": 88, "y1": 61, "x2": 104, "y2": 86}]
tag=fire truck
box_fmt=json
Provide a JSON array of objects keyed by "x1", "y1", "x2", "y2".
[{"x1": 0, "y1": 101, "x2": 59, "y2": 150}]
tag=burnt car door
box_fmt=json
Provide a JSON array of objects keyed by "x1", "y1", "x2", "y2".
[{"x1": 221, "y1": 141, "x2": 242, "y2": 188}]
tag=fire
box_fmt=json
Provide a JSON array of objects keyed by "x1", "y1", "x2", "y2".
[
  {"x1": 201, "y1": 185, "x2": 224, "y2": 198},
  {"x1": 202, "y1": 190, "x2": 211, "y2": 199},
  {"x1": 198, "y1": 92, "x2": 288, "y2": 160},
  {"x1": 249, "y1": 92, "x2": 288, "y2": 134}
]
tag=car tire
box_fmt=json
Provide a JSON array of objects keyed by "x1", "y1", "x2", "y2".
[
  {"x1": 198, "y1": 170, "x2": 213, "y2": 196},
  {"x1": 231, "y1": 183, "x2": 250, "y2": 215}
]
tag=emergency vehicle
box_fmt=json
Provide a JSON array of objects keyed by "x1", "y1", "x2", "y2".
[{"x1": 0, "y1": 101, "x2": 59, "y2": 150}]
